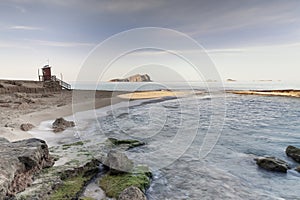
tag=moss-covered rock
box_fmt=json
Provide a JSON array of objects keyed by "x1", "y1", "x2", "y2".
[
  {"x1": 108, "y1": 138, "x2": 145, "y2": 150},
  {"x1": 49, "y1": 172, "x2": 90, "y2": 200},
  {"x1": 62, "y1": 141, "x2": 84, "y2": 150},
  {"x1": 15, "y1": 159, "x2": 100, "y2": 200},
  {"x1": 99, "y1": 165, "x2": 151, "y2": 198}
]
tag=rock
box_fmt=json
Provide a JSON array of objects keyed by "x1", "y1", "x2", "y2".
[
  {"x1": 52, "y1": 117, "x2": 75, "y2": 132},
  {"x1": 20, "y1": 123, "x2": 34, "y2": 131},
  {"x1": 108, "y1": 138, "x2": 145, "y2": 150},
  {"x1": 18, "y1": 102, "x2": 29, "y2": 110},
  {"x1": 16, "y1": 159, "x2": 100, "y2": 200},
  {"x1": 0, "y1": 138, "x2": 54, "y2": 199},
  {"x1": 286, "y1": 145, "x2": 300, "y2": 163},
  {"x1": 255, "y1": 157, "x2": 290, "y2": 173},
  {"x1": 296, "y1": 166, "x2": 300, "y2": 172},
  {"x1": 104, "y1": 150, "x2": 134, "y2": 174},
  {"x1": 118, "y1": 186, "x2": 147, "y2": 200},
  {"x1": 99, "y1": 165, "x2": 151, "y2": 198}
]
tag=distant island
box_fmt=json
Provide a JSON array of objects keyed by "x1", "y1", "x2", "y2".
[{"x1": 109, "y1": 74, "x2": 152, "y2": 82}]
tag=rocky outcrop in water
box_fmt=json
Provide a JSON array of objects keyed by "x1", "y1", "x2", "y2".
[
  {"x1": 255, "y1": 157, "x2": 290, "y2": 173},
  {"x1": 109, "y1": 74, "x2": 151, "y2": 82},
  {"x1": 52, "y1": 117, "x2": 75, "y2": 132},
  {"x1": 286, "y1": 145, "x2": 300, "y2": 163},
  {"x1": 118, "y1": 186, "x2": 147, "y2": 200},
  {"x1": 0, "y1": 138, "x2": 54, "y2": 199}
]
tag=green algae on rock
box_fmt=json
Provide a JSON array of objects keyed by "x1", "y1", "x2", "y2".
[
  {"x1": 108, "y1": 138, "x2": 145, "y2": 150},
  {"x1": 99, "y1": 166, "x2": 151, "y2": 198}
]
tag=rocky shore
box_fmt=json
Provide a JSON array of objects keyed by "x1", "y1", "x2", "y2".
[{"x1": 0, "y1": 127, "x2": 151, "y2": 200}]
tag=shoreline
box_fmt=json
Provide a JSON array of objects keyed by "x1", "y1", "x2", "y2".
[{"x1": 2, "y1": 87, "x2": 300, "y2": 142}]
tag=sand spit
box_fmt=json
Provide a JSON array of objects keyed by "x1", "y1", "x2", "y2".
[{"x1": 229, "y1": 90, "x2": 300, "y2": 98}]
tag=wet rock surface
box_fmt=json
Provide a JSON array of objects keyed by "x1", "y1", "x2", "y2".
[
  {"x1": 103, "y1": 150, "x2": 134, "y2": 174},
  {"x1": 286, "y1": 145, "x2": 300, "y2": 163},
  {"x1": 255, "y1": 157, "x2": 290, "y2": 173},
  {"x1": 3, "y1": 137, "x2": 152, "y2": 200},
  {"x1": 108, "y1": 138, "x2": 145, "y2": 150},
  {"x1": 118, "y1": 186, "x2": 147, "y2": 200},
  {"x1": 0, "y1": 138, "x2": 54, "y2": 199},
  {"x1": 15, "y1": 139, "x2": 102, "y2": 200},
  {"x1": 52, "y1": 117, "x2": 75, "y2": 133}
]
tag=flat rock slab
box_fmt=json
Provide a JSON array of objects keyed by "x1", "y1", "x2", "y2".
[{"x1": 0, "y1": 137, "x2": 54, "y2": 199}]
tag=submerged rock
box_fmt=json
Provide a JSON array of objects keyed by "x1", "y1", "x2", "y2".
[
  {"x1": 296, "y1": 166, "x2": 300, "y2": 173},
  {"x1": 255, "y1": 157, "x2": 290, "y2": 173},
  {"x1": 20, "y1": 123, "x2": 34, "y2": 131},
  {"x1": 108, "y1": 138, "x2": 145, "y2": 150},
  {"x1": 103, "y1": 150, "x2": 134, "y2": 174},
  {"x1": 52, "y1": 117, "x2": 75, "y2": 133},
  {"x1": 118, "y1": 186, "x2": 147, "y2": 200},
  {"x1": 286, "y1": 145, "x2": 300, "y2": 163},
  {"x1": 0, "y1": 138, "x2": 54, "y2": 199}
]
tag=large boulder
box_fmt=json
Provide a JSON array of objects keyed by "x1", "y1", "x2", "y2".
[
  {"x1": 104, "y1": 150, "x2": 134, "y2": 174},
  {"x1": 255, "y1": 157, "x2": 290, "y2": 173},
  {"x1": 118, "y1": 186, "x2": 147, "y2": 200},
  {"x1": 52, "y1": 117, "x2": 75, "y2": 132},
  {"x1": 0, "y1": 138, "x2": 54, "y2": 199},
  {"x1": 286, "y1": 145, "x2": 300, "y2": 163}
]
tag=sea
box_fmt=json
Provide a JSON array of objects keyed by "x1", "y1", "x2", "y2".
[{"x1": 30, "y1": 81, "x2": 300, "y2": 200}]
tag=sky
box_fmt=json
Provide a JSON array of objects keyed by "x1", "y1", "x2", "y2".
[{"x1": 0, "y1": 0, "x2": 300, "y2": 83}]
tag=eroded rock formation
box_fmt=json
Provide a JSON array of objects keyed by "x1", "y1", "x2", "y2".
[{"x1": 0, "y1": 138, "x2": 54, "y2": 199}]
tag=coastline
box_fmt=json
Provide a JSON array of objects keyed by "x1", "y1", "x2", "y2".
[{"x1": 2, "y1": 88, "x2": 300, "y2": 141}]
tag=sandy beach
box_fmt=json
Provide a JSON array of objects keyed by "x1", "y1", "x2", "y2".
[
  {"x1": 0, "y1": 80, "x2": 196, "y2": 142},
  {"x1": 0, "y1": 86, "x2": 123, "y2": 141}
]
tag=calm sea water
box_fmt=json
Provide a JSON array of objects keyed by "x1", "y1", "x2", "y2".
[
  {"x1": 32, "y1": 82, "x2": 300, "y2": 199},
  {"x1": 95, "y1": 93, "x2": 300, "y2": 200}
]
